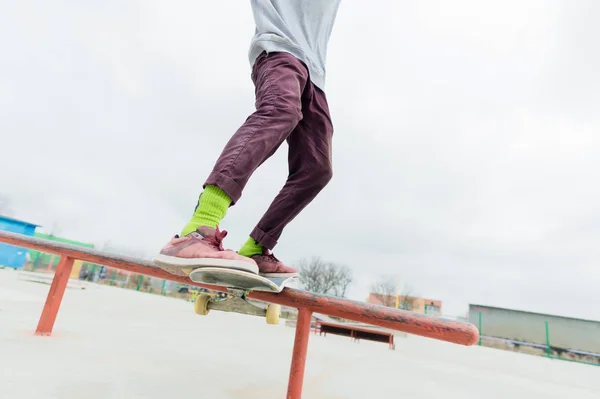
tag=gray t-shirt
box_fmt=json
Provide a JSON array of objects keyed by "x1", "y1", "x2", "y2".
[{"x1": 249, "y1": 0, "x2": 342, "y2": 90}]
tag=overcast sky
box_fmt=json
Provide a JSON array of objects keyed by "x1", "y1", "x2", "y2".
[{"x1": 1, "y1": 1, "x2": 599, "y2": 319}]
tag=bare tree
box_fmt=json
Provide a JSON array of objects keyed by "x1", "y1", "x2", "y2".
[
  {"x1": 399, "y1": 284, "x2": 414, "y2": 310},
  {"x1": 297, "y1": 257, "x2": 325, "y2": 293},
  {"x1": 370, "y1": 275, "x2": 398, "y2": 307},
  {"x1": 331, "y1": 264, "x2": 353, "y2": 298},
  {"x1": 297, "y1": 257, "x2": 353, "y2": 298}
]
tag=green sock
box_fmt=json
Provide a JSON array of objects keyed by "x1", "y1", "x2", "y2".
[
  {"x1": 238, "y1": 237, "x2": 264, "y2": 257},
  {"x1": 181, "y1": 185, "x2": 231, "y2": 236}
]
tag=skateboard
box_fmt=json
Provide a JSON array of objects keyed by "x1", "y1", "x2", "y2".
[{"x1": 188, "y1": 267, "x2": 299, "y2": 325}]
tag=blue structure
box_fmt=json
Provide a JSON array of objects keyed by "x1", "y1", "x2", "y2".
[{"x1": 0, "y1": 216, "x2": 39, "y2": 269}]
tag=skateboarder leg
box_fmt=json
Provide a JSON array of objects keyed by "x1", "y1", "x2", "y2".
[{"x1": 155, "y1": 1, "x2": 341, "y2": 277}]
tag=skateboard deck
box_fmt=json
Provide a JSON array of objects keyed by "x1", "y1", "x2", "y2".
[
  {"x1": 188, "y1": 267, "x2": 299, "y2": 324},
  {"x1": 189, "y1": 267, "x2": 298, "y2": 293}
]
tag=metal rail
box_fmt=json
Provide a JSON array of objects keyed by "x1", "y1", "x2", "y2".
[{"x1": 0, "y1": 230, "x2": 479, "y2": 398}]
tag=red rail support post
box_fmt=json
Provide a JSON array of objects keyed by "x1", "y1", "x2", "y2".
[
  {"x1": 35, "y1": 256, "x2": 75, "y2": 335},
  {"x1": 287, "y1": 308, "x2": 313, "y2": 399}
]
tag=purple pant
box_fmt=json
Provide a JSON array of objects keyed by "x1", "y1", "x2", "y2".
[{"x1": 204, "y1": 51, "x2": 334, "y2": 249}]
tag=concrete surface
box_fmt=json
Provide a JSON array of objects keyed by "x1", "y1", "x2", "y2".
[{"x1": 1, "y1": 268, "x2": 598, "y2": 399}]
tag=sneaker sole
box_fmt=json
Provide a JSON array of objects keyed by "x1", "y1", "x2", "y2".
[{"x1": 153, "y1": 254, "x2": 259, "y2": 275}]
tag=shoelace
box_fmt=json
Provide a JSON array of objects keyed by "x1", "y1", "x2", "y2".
[
  {"x1": 263, "y1": 249, "x2": 280, "y2": 263},
  {"x1": 204, "y1": 226, "x2": 227, "y2": 251}
]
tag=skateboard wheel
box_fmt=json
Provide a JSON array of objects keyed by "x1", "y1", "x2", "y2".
[
  {"x1": 266, "y1": 304, "x2": 281, "y2": 325},
  {"x1": 194, "y1": 293, "x2": 213, "y2": 315}
]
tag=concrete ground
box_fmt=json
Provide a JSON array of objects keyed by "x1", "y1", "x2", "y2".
[{"x1": 1, "y1": 268, "x2": 598, "y2": 399}]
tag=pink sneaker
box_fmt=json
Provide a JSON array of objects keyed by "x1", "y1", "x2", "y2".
[
  {"x1": 153, "y1": 226, "x2": 258, "y2": 276},
  {"x1": 250, "y1": 248, "x2": 299, "y2": 278}
]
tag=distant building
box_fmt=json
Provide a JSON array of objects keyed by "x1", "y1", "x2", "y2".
[
  {"x1": 26, "y1": 232, "x2": 97, "y2": 278},
  {"x1": 0, "y1": 215, "x2": 40, "y2": 269},
  {"x1": 367, "y1": 293, "x2": 442, "y2": 316},
  {"x1": 469, "y1": 304, "x2": 600, "y2": 364},
  {"x1": 28, "y1": 232, "x2": 94, "y2": 269}
]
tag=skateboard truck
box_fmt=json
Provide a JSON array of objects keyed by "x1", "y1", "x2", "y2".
[
  {"x1": 189, "y1": 267, "x2": 297, "y2": 325},
  {"x1": 193, "y1": 289, "x2": 282, "y2": 324}
]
